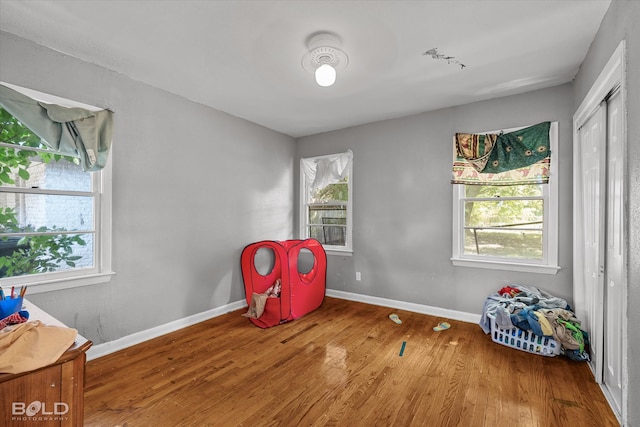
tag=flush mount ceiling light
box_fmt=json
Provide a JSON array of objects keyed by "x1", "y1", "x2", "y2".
[{"x1": 302, "y1": 32, "x2": 349, "y2": 87}]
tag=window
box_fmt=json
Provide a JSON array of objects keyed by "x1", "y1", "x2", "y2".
[
  {"x1": 451, "y1": 123, "x2": 559, "y2": 274},
  {"x1": 0, "y1": 88, "x2": 113, "y2": 293},
  {"x1": 300, "y1": 151, "x2": 352, "y2": 253}
]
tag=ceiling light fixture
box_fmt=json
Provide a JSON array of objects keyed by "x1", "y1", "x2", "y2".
[{"x1": 302, "y1": 32, "x2": 349, "y2": 87}]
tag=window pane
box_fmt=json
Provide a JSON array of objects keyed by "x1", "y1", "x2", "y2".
[
  {"x1": 464, "y1": 229, "x2": 543, "y2": 259},
  {"x1": 0, "y1": 152, "x2": 90, "y2": 192},
  {"x1": 465, "y1": 184, "x2": 543, "y2": 198},
  {"x1": 465, "y1": 199, "x2": 543, "y2": 228},
  {"x1": 0, "y1": 193, "x2": 94, "y2": 233},
  {"x1": 308, "y1": 205, "x2": 347, "y2": 246},
  {"x1": 309, "y1": 181, "x2": 348, "y2": 204},
  {"x1": 308, "y1": 225, "x2": 324, "y2": 242},
  {"x1": 308, "y1": 225, "x2": 346, "y2": 246},
  {"x1": 463, "y1": 196, "x2": 543, "y2": 260},
  {"x1": 308, "y1": 205, "x2": 346, "y2": 225},
  {"x1": 0, "y1": 233, "x2": 94, "y2": 278}
]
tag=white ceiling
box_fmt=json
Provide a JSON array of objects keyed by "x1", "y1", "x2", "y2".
[{"x1": 0, "y1": 0, "x2": 611, "y2": 138}]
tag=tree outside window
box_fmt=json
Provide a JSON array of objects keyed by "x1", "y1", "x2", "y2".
[
  {"x1": 463, "y1": 184, "x2": 544, "y2": 259},
  {"x1": 0, "y1": 107, "x2": 92, "y2": 278}
]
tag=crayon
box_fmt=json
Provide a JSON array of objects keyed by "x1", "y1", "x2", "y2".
[{"x1": 399, "y1": 341, "x2": 407, "y2": 357}]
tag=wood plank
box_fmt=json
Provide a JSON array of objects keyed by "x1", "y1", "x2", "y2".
[{"x1": 84, "y1": 297, "x2": 619, "y2": 426}]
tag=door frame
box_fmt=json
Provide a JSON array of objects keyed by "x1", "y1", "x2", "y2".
[{"x1": 572, "y1": 40, "x2": 627, "y2": 423}]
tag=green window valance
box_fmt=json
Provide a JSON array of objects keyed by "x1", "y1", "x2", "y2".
[
  {"x1": 0, "y1": 83, "x2": 113, "y2": 171},
  {"x1": 452, "y1": 121, "x2": 551, "y2": 186}
]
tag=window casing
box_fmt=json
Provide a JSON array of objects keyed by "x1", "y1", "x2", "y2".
[
  {"x1": 0, "y1": 100, "x2": 113, "y2": 294},
  {"x1": 300, "y1": 152, "x2": 353, "y2": 254},
  {"x1": 451, "y1": 122, "x2": 559, "y2": 274}
]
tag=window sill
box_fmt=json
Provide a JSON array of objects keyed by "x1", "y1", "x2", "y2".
[
  {"x1": 451, "y1": 258, "x2": 560, "y2": 275},
  {"x1": 326, "y1": 249, "x2": 353, "y2": 257},
  {"x1": 1, "y1": 271, "x2": 115, "y2": 294}
]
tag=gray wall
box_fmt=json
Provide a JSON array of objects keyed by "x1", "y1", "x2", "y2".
[
  {"x1": 573, "y1": 0, "x2": 640, "y2": 424},
  {"x1": 2, "y1": 1, "x2": 638, "y2": 421},
  {"x1": 0, "y1": 31, "x2": 296, "y2": 343},
  {"x1": 296, "y1": 84, "x2": 575, "y2": 315}
]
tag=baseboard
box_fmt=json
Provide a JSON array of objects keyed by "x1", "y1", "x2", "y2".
[
  {"x1": 87, "y1": 299, "x2": 247, "y2": 361},
  {"x1": 325, "y1": 289, "x2": 481, "y2": 324},
  {"x1": 88, "y1": 291, "x2": 481, "y2": 361}
]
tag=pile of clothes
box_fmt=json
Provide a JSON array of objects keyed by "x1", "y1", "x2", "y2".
[{"x1": 480, "y1": 284, "x2": 589, "y2": 361}]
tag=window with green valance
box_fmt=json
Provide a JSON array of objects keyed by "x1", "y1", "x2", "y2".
[
  {"x1": 0, "y1": 83, "x2": 113, "y2": 172},
  {"x1": 452, "y1": 121, "x2": 551, "y2": 186}
]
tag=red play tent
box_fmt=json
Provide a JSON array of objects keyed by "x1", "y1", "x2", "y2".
[{"x1": 241, "y1": 239, "x2": 327, "y2": 328}]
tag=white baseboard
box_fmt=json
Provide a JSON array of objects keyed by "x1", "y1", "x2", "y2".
[
  {"x1": 87, "y1": 300, "x2": 247, "y2": 361},
  {"x1": 325, "y1": 289, "x2": 481, "y2": 324},
  {"x1": 87, "y1": 291, "x2": 481, "y2": 361}
]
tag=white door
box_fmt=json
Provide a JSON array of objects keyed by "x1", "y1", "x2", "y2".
[
  {"x1": 573, "y1": 41, "x2": 626, "y2": 423},
  {"x1": 576, "y1": 92, "x2": 625, "y2": 416},
  {"x1": 577, "y1": 102, "x2": 607, "y2": 383},
  {"x1": 603, "y1": 88, "x2": 624, "y2": 412}
]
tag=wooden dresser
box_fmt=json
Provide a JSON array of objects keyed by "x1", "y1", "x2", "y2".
[{"x1": 0, "y1": 300, "x2": 92, "y2": 427}]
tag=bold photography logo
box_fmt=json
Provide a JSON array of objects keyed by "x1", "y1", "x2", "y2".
[{"x1": 12, "y1": 400, "x2": 69, "y2": 418}]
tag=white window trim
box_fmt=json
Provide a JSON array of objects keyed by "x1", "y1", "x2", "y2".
[
  {"x1": 299, "y1": 152, "x2": 353, "y2": 255},
  {"x1": 451, "y1": 122, "x2": 560, "y2": 274},
  {"x1": 0, "y1": 87, "x2": 114, "y2": 294}
]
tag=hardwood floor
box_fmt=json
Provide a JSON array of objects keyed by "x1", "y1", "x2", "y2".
[{"x1": 84, "y1": 297, "x2": 618, "y2": 426}]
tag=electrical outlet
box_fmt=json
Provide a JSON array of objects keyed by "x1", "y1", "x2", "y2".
[{"x1": 355, "y1": 272, "x2": 361, "y2": 281}]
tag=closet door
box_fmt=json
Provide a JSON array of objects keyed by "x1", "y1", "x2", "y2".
[
  {"x1": 604, "y1": 89, "x2": 624, "y2": 412},
  {"x1": 573, "y1": 41, "x2": 626, "y2": 422},
  {"x1": 577, "y1": 102, "x2": 607, "y2": 382}
]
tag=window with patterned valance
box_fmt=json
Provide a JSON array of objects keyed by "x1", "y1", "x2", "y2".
[
  {"x1": 450, "y1": 121, "x2": 560, "y2": 274},
  {"x1": 452, "y1": 121, "x2": 551, "y2": 186}
]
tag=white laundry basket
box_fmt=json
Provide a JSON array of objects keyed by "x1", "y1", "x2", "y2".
[{"x1": 489, "y1": 314, "x2": 561, "y2": 357}]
